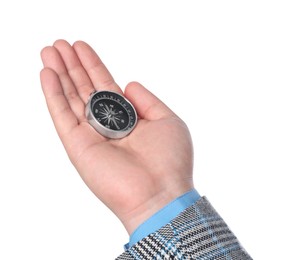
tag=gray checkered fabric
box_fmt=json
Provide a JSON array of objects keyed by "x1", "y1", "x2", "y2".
[{"x1": 116, "y1": 197, "x2": 252, "y2": 259}]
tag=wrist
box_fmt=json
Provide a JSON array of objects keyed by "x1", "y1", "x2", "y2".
[
  {"x1": 125, "y1": 188, "x2": 200, "y2": 249},
  {"x1": 121, "y1": 183, "x2": 194, "y2": 235}
]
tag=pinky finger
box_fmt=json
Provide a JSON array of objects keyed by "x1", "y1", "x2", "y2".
[{"x1": 40, "y1": 68, "x2": 79, "y2": 138}]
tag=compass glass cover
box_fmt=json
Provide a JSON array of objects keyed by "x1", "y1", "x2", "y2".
[{"x1": 90, "y1": 91, "x2": 136, "y2": 131}]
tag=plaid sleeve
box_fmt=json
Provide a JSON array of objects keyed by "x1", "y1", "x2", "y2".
[{"x1": 116, "y1": 197, "x2": 252, "y2": 260}]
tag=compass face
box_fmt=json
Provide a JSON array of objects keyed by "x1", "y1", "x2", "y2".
[{"x1": 86, "y1": 91, "x2": 137, "y2": 139}]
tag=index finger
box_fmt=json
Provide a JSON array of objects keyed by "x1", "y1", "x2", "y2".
[{"x1": 73, "y1": 41, "x2": 123, "y2": 96}]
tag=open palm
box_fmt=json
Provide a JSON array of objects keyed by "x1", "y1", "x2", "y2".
[{"x1": 40, "y1": 40, "x2": 194, "y2": 234}]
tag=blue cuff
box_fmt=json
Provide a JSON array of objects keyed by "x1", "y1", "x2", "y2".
[{"x1": 124, "y1": 189, "x2": 200, "y2": 250}]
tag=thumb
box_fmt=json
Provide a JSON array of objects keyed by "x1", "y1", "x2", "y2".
[{"x1": 124, "y1": 82, "x2": 175, "y2": 121}]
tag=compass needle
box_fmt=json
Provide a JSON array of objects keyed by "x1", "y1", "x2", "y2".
[{"x1": 111, "y1": 117, "x2": 120, "y2": 130}]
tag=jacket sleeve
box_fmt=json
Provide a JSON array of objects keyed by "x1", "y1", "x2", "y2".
[{"x1": 116, "y1": 197, "x2": 252, "y2": 259}]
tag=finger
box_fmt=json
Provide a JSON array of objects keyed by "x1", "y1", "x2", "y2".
[
  {"x1": 41, "y1": 45, "x2": 85, "y2": 121},
  {"x1": 53, "y1": 40, "x2": 95, "y2": 103},
  {"x1": 40, "y1": 68, "x2": 78, "y2": 137},
  {"x1": 73, "y1": 41, "x2": 122, "y2": 95},
  {"x1": 124, "y1": 82, "x2": 175, "y2": 120}
]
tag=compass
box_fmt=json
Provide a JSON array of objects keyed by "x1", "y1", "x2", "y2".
[{"x1": 86, "y1": 91, "x2": 137, "y2": 139}]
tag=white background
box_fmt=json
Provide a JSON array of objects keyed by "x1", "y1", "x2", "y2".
[{"x1": 0, "y1": 1, "x2": 285, "y2": 259}]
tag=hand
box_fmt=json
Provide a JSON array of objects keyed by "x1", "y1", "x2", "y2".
[{"x1": 40, "y1": 40, "x2": 194, "y2": 234}]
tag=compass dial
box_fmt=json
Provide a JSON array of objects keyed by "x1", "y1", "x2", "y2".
[{"x1": 86, "y1": 91, "x2": 137, "y2": 139}]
